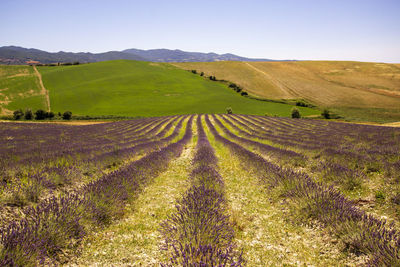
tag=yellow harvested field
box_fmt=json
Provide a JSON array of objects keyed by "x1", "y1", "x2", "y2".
[{"x1": 173, "y1": 61, "x2": 400, "y2": 109}]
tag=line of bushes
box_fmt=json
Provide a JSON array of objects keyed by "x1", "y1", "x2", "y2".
[
  {"x1": 35, "y1": 62, "x2": 81, "y2": 67},
  {"x1": 13, "y1": 109, "x2": 72, "y2": 120}
]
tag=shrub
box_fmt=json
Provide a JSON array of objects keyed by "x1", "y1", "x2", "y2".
[
  {"x1": 34, "y1": 109, "x2": 47, "y2": 120},
  {"x1": 229, "y1": 83, "x2": 238, "y2": 89},
  {"x1": 200, "y1": 72, "x2": 204, "y2": 76},
  {"x1": 13, "y1": 109, "x2": 24, "y2": 120},
  {"x1": 62, "y1": 111, "x2": 72, "y2": 120},
  {"x1": 241, "y1": 91, "x2": 248, "y2": 96},
  {"x1": 46, "y1": 111, "x2": 55, "y2": 119},
  {"x1": 226, "y1": 107, "x2": 233, "y2": 114},
  {"x1": 296, "y1": 100, "x2": 307, "y2": 107},
  {"x1": 191, "y1": 70, "x2": 197, "y2": 74},
  {"x1": 24, "y1": 109, "x2": 33, "y2": 120},
  {"x1": 322, "y1": 109, "x2": 330, "y2": 119},
  {"x1": 291, "y1": 107, "x2": 301, "y2": 118}
]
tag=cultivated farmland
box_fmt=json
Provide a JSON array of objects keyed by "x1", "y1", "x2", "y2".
[
  {"x1": 0, "y1": 61, "x2": 319, "y2": 118},
  {"x1": 1, "y1": 115, "x2": 400, "y2": 266},
  {"x1": 173, "y1": 61, "x2": 400, "y2": 122}
]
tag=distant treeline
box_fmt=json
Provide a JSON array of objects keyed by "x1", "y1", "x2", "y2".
[
  {"x1": 34, "y1": 62, "x2": 82, "y2": 67},
  {"x1": 12, "y1": 109, "x2": 72, "y2": 120}
]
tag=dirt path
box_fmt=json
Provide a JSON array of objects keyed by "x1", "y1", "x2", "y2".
[
  {"x1": 33, "y1": 66, "x2": 50, "y2": 111},
  {"x1": 244, "y1": 62, "x2": 297, "y2": 98},
  {"x1": 71, "y1": 140, "x2": 195, "y2": 266}
]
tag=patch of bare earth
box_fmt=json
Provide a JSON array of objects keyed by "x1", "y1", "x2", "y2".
[{"x1": 33, "y1": 66, "x2": 50, "y2": 111}]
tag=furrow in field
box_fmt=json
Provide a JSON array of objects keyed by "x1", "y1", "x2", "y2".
[
  {"x1": 72, "y1": 123, "x2": 195, "y2": 266},
  {"x1": 205, "y1": 123, "x2": 356, "y2": 265},
  {"x1": 0, "y1": 116, "x2": 194, "y2": 265},
  {"x1": 205, "y1": 114, "x2": 400, "y2": 266},
  {"x1": 159, "y1": 115, "x2": 243, "y2": 265}
]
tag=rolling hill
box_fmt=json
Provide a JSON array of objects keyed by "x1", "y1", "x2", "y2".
[
  {"x1": 23, "y1": 60, "x2": 316, "y2": 117},
  {"x1": 0, "y1": 65, "x2": 47, "y2": 114},
  {"x1": 173, "y1": 61, "x2": 400, "y2": 122}
]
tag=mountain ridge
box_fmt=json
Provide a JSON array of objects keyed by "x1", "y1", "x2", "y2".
[{"x1": 0, "y1": 46, "x2": 281, "y2": 65}]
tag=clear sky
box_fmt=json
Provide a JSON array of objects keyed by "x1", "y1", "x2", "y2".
[{"x1": 1, "y1": 0, "x2": 399, "y2": 62}]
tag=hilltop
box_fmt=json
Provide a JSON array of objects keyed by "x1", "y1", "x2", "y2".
[{"x1": 173, "y1": 61, "x2": 400, "y2": 122}]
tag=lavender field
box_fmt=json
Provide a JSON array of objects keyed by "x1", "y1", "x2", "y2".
[{"x1": 1, "y1": 115, "x2": 400, "y2": 266}]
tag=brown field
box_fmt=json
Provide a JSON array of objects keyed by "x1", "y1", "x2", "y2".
[{"x1": 173, "y1": 61, "x2": 400, "y2": 117}]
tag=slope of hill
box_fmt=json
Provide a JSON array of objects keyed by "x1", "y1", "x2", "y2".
[
  {"x1": 122, "y1": 48, "x2": 274, "y2": 62},
  {"x1": 34, "y1": 60, "x2": 317, "y2": 117},
  {"x1": 0, "y1": 65, "x2": 47, "y2": 114},
  {"x1": 0, "y1": 46, "x2": 275, "y2": 65},
  {"x1": 173, "y1": 61, "x2": 400, "y2": 122}
]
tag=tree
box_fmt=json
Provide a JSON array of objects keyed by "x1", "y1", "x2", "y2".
[
  {"x1": 226, "y1": 107, "x2": 233, "y2": 114},
  {"x1": 191, "y1": 70, "x2": 197, "y2": 74},
  {"x1": 13, "y1": 109, "x2": 24, "y2": 120},
  {"x1": 291, "y1": 107, "x2": 301, "y2": 118},
  {"x1": 35, "y1": 109, "x2": 47, "y2": 120},
  {"x1": 321, "y1": 109, "x2": 330, "y2": 119},
  {"x1": 62, "y1": 111, "x2": 72, "y2": 120},
  {"x1": 200, "y1": 72, "x2": 204, "y2": 76},
  {"x1": 24, "y1": 109, "x2": 33, "y2": 120},
  {"x1": 46, "y1": 111, "x2": 55, "y2": 119}
]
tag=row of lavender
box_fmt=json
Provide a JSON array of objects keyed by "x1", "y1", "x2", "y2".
[
  {"x1": 206, "y1": 114, "x2": 400, "y2": 265},
  {"x1": 234, "y1": 114, "x2": 400, "y2": 175},
  {"x1": 160, "y1": 115, "x2": 243, "y2": 266},
  {"x1": 0, "y1": 116, "x2": 193, "y2": 265},
  {"x1": 221, "y1": 114, "x2": 400, "y2": 202},
  {"x1": 214, "y1": 114, "x2": 365, "y2": 192},
  {"x1": 0, "y1": 116, "x2": 182, "y2": 226}
]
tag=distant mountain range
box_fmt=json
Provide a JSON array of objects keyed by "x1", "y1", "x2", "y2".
[{"x1": 0, "y1": 46, "x2": 279, "y2": 64}]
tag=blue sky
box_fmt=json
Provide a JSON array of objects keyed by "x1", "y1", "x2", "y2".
[{"x1": 1, "y1": 0, "x2": 399, "y2": 62}]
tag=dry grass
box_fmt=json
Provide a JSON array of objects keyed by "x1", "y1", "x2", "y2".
[{"x1": 173, "y1": 61, "x2": 400, "y2": 110}]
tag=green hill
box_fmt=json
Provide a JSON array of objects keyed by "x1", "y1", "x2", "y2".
[
  {"x1": 0, "y1": 65, "x2": 47, "y2": 115},
  {"x1": 34, "y1": 60, "x2": 318, "y2": 117}
]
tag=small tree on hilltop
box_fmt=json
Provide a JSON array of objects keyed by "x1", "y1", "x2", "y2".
[
  {"x1": 322, "y1": 109, "x2": 330, "y2": 119},
  {"x1": 13, "y1": 109, "x2": 24, "y2": 120},
  {"x1": 62, "y1": 111, "x2": 72, "y2": 120},
  {"x1": 35, "y1": 109, "x2": 47, "y2": 120},
  {"x1": 24, "y1": 109, "x2": 33, "y2": 120},
  {"x1": 226, "y1": 107, "x2": 233, "y2": 114},
  {"x1": 291, "y1": 107, "x2": 301, "y2": 119},
  {"x1": 46, "y1": 111, "x2": 55, "y2": 119}
]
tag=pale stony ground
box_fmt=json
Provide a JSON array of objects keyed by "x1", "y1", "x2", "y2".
[
  {"x1": 70, "y1": 139, "x2": 195, "y2": 266},
  {"x1": 205, "y1": 121, "x2": 367, "y2": 266}
]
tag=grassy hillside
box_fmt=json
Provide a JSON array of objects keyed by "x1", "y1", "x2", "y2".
[
  {"x1": 0, "y1": 65, "x2": 47, "y2": 115},
  {"x1": 37, "y1": 60, "x2": 318, "y2": 117},
  {"x1": 173, "y1": 61, "x2": 400, "y2": 122}
]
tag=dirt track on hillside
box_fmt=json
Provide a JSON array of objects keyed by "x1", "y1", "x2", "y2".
[{"x1": 33, "y1": 66, "x2": 50, "y2": 111}]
